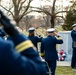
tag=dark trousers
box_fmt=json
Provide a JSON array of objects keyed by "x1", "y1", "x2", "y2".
[
  {"x1": 71, "y1": 48, "x2": 76, "y2": 68},
  {"x1": 46, "y1": 60, "x2": 56, "y2": 75}
]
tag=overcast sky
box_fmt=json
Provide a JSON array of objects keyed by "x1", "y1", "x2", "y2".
[
  {"x1": 1, "y1": 0, "x2": 70, "y2": 7},
  {"x1": 31, "y1": 0, "x2": 70, "y2": 7}
]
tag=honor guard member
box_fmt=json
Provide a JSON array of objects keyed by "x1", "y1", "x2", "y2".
[
  {"x1": 0, "y1": 10, "x2": 47, "y2": 75},
  {"x1": 40, "y1": 28, "x2": 63, "y2": 75},
  {"x1": 71, "y1": 24, "x2": 76, "y2": 70},
  {"x1": 28, "y1": 27, "x2": 42, "y2": 51}
]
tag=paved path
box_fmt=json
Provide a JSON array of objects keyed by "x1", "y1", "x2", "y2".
[{"x1": 57, "y1": 61, "x2": 71, "y2": 66}]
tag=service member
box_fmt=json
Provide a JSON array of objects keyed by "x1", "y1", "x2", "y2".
[
  {"x1": 71, "y1": 24, "x2": 76, "y2": 70},
  {"x1": 0, "y1": 10, "x2": 47, "y2": 75},
  {"x1": 28, "y1": 27, "x2": 42, "y2": 51},
  {"x1": 40, "y1": 28, "x2": 63, "y2": 75}
]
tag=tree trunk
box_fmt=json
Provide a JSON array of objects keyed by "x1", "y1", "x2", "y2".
[
  {"x1": 50, "y1": 15, "x2": 55, "y2": 28},
  {"x1": 15, "y1": 19, "x2": 20, "y2": 26},
  {"x1": 16, "y1": 21, "x2": 19, "y2": 26}
]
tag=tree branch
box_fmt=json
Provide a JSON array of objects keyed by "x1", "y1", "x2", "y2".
[
  {"x1": 12, "y1": 0, "x2": 19, "y2": 15},
  {"x1": 55, "y1": 11, "x2": 69, "y2": 15},
  {"x1": 7, "y1": 5, "x2": 13, "y2": 15},
  {"x1": 19, "y1": 0, "x2": 32, "y2": 20},
  {"x1": 52, "y1": 0, "x2": 56, "y2": 14},
  {"x1": 18, "y1": 0, "x2": 27, "y2": 12},
  {"x1": 24, "y1": 10, "x2": 34, "y2": 15},
  {"x1": 18, "y1": 0, "x2": 22, "y2": 6},
  {"x1": 0, "y1": 5, "x2": 14, "y2": 18},
  {"x1": 30, "y1": 6, "x2": 52, "y2": 16}
]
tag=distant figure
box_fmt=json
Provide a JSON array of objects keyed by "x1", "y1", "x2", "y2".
[
  {"x1": 28, "y1": 27, "x2": 42, "y2": 52},
  {"x1": 71, "y1": 24, "x2": 76, "y2": 70},
  {"x1": 40, "y1": 28, "x2": 63, "y2": 75}
]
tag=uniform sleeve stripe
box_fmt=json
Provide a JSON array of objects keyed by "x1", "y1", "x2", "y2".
[
  {"x1": 55, "y1": 36, "x2": 62, "y2": 40},
  {"x1": 56, "y1": 37, "x2": 62, "y2": 40},
  {"x1": 16, "y1": 43, "x2": 33, "y2": 52},
  {"x1": 40, "y1": 53, "x2": 45, "y2": 56},
  {"x1": 16, "y1": 40, "x2": 33, "y2": 49},
  {"x1": 16, "y1": 40, "x2": 33, "y2": 52}
]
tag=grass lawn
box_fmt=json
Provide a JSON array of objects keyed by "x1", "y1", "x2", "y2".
[{"x1": 56, "y1": 66, "x2": 76, "y2": 75}]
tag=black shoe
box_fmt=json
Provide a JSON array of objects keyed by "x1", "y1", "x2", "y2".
[{"x1": 72, "y1": 67, "x2": 76, "y2": 71}]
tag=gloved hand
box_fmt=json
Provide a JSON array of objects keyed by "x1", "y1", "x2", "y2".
[
  {"x1": 54, "y1": 32, "x2": 60, "y2": 37},
  {"x1": 0, "y1": 10, "x2": 19, "y2": 37}
]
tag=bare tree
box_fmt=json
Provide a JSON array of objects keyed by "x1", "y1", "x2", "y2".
[
  {"x1": 42, "y1": 15, "x2": 51, "y2": 28},
  {"x1": 31, "y1": 0, "x2": 69, "y2": 28},
  {"x1": 0, "y1": 0, "x2": 33, "y2": 26}
]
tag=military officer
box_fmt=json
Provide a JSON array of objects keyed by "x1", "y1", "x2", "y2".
[
  {"x1": 71, "y1": 24, "x2": 76, "y2": 70},
  {"x1": 0, "y1": 10, "x2": 47, "y2": 75},
  {"x1": 28, "y1": 27, "x2": 42, "y2": 51},
  {"x1": 40, "y1": 28, "x2": 63, "y2": 75}
]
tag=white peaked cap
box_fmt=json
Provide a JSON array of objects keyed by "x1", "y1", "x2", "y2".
[
  {"x1": 46, "y1": 28, "x2": 55, "y2": 32},
  {"x1": 72, "y1": 24, "x2": 76, "y2": 27},
  {"x1": 28, "y1": 27, "x2": 35, "y2": 31}
]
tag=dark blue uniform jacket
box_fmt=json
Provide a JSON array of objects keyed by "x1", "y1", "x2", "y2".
[
  {"x1": 28, "y1": 36, "x2": 42, "y2": 49},
  {"x1": 41, "y1": 35, "x2": 63, "y2": 61},
  {"x1": 0, "y1": 34, "x2": 47, "y2": 75},
  {"x1": 71, "y1": 30, "x2": 76, "y2": 48},
  {"x1": 0, "y1": 28, "x2": 6, "y2": 39}
]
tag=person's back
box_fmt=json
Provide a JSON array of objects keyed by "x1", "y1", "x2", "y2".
[
  {"x1": 41, "y1": 35, "x2": 63, "y2": 61},
  {"x1": 29, "y1": 36, "x2": 41, "y2": 48},
  {"x1": 0, "y1": 38, "x2": 47, "y2": 75},
  {"x1": 71, "y1": 24, "x2": 76, "y2": 69},
  {"x1": 28, "y1": 27, "x2": 42, "y2": 50},
  {"x1": 40, "y1": 28, "x2": 63, "y2": 75},
  {"x1": 0, "y1": 10, "x2": 47, "y2": 75}
]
